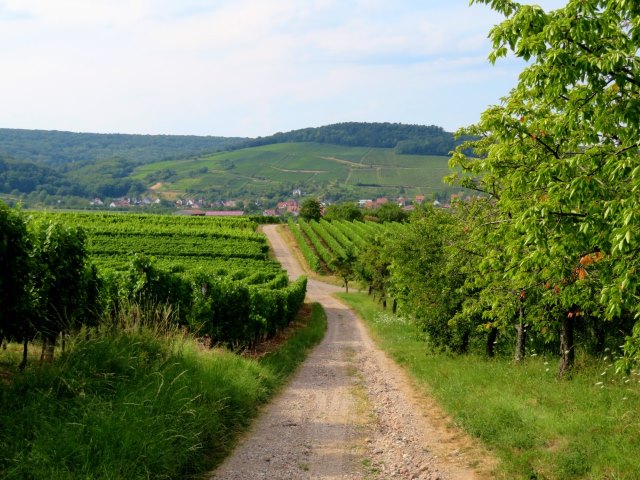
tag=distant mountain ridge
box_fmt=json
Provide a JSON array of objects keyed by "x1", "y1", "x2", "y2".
[
  {"x1": 0, "y1": 128, "x2": 246, "y2": 166},
  {"x1": 235, "y1": 122, "x2": 457, "y2": 156}
]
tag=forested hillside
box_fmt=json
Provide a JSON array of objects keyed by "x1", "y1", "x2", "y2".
[
  {"x1": 0, "y1": 123, "x2": 459, "y2": 208},
  {"x1": 236, "y1": 122, "x2": 458, "y2": 156},
  {"x1": 0, "y1": 128, "x2": 246, "y2": 165}
]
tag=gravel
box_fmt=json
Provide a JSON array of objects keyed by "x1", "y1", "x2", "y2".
[{"x1": 210, "y1": 226, "x2": 495, "y2": 480}]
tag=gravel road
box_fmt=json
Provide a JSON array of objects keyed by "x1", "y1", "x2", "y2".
[{"x1": 210, "y1": 225, "x2": 495, "y2": 480}]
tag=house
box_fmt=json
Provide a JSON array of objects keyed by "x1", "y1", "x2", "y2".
[
  {"x1": 374, "y1": 197, "x2": 388, "y2": 208},
  {"x1": 276, "y1": 200, "x2": 299, "y2": 215},
  {"x1": 403, "y1": 205, "x2": 415, "y2": 212},
  {"x1": 109, "y1": 199, "x2": 131, "y2": 208},
  {"x1": 223, "y1": 200, "x2": 237, "y2": 208},
  {"x1": 292, "y1": 188, "x2": 302, "y2": 197},
  {"x1": 358, "y1": 199, "x2": 372, "y2": 208},
  {"x1": 90, "y1": 198, "x2": 104, "y2": 206},
  {"x1": 262, "y1": 209, "x2": 277, "y2": 216},
  {"x1": 415, "y1": 195, "x2": 425, "y2": 205}
]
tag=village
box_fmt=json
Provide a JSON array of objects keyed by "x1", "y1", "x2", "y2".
[{"x1": 90, "y1": 191, "x2": 457, "y2": 217}]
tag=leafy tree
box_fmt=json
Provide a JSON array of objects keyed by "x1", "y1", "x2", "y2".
[
  {"x1": 299, "y1": 197, "x2": 322, "y2": 221},
  {"x1": 330, "y1": 248, "x2": 357, "y2": 293},
  {"x1": 374, "y1": 203, "x2": 407, "y2": 223},
  {"x1": 323, "y1": 202, "x2": 364, "y2": 222},
  {"x1": 386, "y1": 207, "x2": 472, "y2": 352},
  {"x1": 451, "y1": 0, "x2": 640, "y2": 376},
  {"x1": 0, "y1": 202, "x2": 32, "y2": 365}
]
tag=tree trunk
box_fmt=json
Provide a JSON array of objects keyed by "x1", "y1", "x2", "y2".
[
  {"x1": 486, "y1": 327, "x2": 498, "y2": 358},
  {"x1": 345, "y1": 281, "x2": 349, "y2": 294},
  {"x1": 558, "y1": 315, "x2": 575, "y2": 379},
  {"x1": 458, "y1": 330, "x2": 470, "y2": 354},
  {"x1": 514, "y1": 304, "x2": 527, "y2": 363},
  {"x1": 382, "y1": 298, "x2": 387, "y2": 310},
  {"x1": 19, "y1": 338, "x2": 29, "y2": 370},
  {"x1": 392, "y1": 299, "x2": 397, "y2": 314},
  {"x1": 42, "y1": 334, "x2": 56, "y2": 363}
]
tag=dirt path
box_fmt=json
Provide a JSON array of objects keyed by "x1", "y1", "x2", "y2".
[{"x1": 211, "y1": 225, "x2": 495, "y2": 480}]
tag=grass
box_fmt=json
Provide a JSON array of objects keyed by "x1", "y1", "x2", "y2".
[
  {"x1": 131, "y1": 142, "x2": 453, "y2": 199},
  {"x1": 0, "y1": 303, "x2": 326, "y2": 479},
  {"x1": 338, "y1": 292, "x2": 640, "y2": 480}
]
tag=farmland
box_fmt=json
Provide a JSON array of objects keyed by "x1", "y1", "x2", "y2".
[
  {"x1": 18, "y1": 210, "x2": 306, "y2": 347},
  {"x1": 132, "y1": 142, "x2": 453, "y2": 200}
]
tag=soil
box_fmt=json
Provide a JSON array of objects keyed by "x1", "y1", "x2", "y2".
[{"x1": 210, "y1": 225, "x2": 497, "y2": 479}]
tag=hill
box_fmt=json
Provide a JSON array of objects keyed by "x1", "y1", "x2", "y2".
[
  {"x1": 133, "y1": 142, "x2": 456, "y2": 205},
  {"x1": 0, "y1": 128, "x2": 246, "y2": 165},
  {"x1": 235, "y1": 122, "x2": 457, "y2": 156},
  {"x1": 0, "y1": 124, "x2": 462, "y2": 209}
]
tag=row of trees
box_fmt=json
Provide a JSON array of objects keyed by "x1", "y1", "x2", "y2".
[{"x1": 355, "y1": 0, "x2": 640, "y2": 377}]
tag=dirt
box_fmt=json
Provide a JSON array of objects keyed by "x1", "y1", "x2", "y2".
[{"x1": 210, "y1": 225, "x2": 497, "y2": 479}]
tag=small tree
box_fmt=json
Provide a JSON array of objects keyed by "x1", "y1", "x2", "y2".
[
  {"x1": 324, "y1": 203, "x2": 363, "y2": 222},
  {"x1": 299, "y1": 197, "x2": 322, "y2": 221},
  {"x1": 330, "y1": 248, "x2": 357, "y2": 293}
]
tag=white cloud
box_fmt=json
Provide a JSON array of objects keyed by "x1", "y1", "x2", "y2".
[{"x1": 0, "y1": 0, "x2": 567, "y2": 136}]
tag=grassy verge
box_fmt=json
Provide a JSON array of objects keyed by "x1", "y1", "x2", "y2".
[
  {"x1": 338, "y1": 292, "x2": 640, "y2": 480},
  {"x1": 0, "y1": 303, "x2": 326, "y2": 479}
]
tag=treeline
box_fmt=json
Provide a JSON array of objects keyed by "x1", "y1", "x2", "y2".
[
  {"x1": 354, "y1": 203, "x2": 638, "y2": 378},
  {"x1": 0, "y1": 202, "x2": 306, "y2": 368},
  {"x1": 236, "y1": 122, "x2": 459, "y2": 156},
  {"x1": 0, "y1": 128, "x2": 245, "y2": 166}
]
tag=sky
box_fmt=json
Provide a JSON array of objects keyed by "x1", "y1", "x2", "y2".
[{"x1": 0, "y1": 0, "x2": 565, "y2": 138}]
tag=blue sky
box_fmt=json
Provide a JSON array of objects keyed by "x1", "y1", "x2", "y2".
[{"x1": 0, "y1": 0, "x2": 565, "y2": 137}]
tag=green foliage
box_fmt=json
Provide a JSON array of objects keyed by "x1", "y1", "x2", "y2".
[
  {"x1": 371, "y1": 203, "x2": 408, "y2": 223},
  {"x1": 446, "y1": 0, "x2": 640, "y2": 373},
  {"x1": 234, "y1": 122, "x2": 457, "y2": 155},
  {"x1": 288, "y1": 218, "x2": 322, "y2": 272},
  {"x1": 297, "y1": 218, "x2": 335, "y2": 270},
  {"x1": 341, "y1": 292, "x2": 640, "y2": 480},
  {"x1": 330, "y1": 248, "x2": 357, "y2": 293},
  {"x1": 0, "y1": 128, "x2": 244, "y2": 166},
  {"x1": 29, "y1": 220, "x2": 101, "y2": 342},
  {"x1": 299, "y1": 197, "x2": 322, "y2": 221},
  {"x1": 0, "y1": 202, "x2": 32, "y2": 343},
  {"x1": 323, "y1": 202, "x2": 364, "y2": 222},
  {"x1": 0, "y1": 302, "x2": 326, "y2": 479}
]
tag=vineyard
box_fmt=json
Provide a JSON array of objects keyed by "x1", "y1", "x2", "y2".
[
  {"x1": 3, "y1": 209, "x2": 307, "y2": 356},
  {"x1": 287, "y1": 217, "x2": 397, "y2": 274}
]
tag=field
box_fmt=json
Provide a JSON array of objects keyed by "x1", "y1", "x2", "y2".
[
  {"x1": 287, "y1": 217, "x2": 400, "y2": 274},
  {"x1": 131, "y1": 142, "x2": 453, "y2": 199},
  {"x1": 24, "y1": 211, "x2": 306, "y2": 347},
  {"x1": 30, "y1": 211, "x2": 280, "y2": 277}
]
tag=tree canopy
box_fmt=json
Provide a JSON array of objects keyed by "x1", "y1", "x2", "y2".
[
  {"x1": 449, "y1": 0, "x2": 640, "y2": 374},
  {"x1": 237, "y1": 122, "x2": 458, "y2": 156},
  {"x1": 299, "y1": 197, "x2": 322, "y2": 222}
]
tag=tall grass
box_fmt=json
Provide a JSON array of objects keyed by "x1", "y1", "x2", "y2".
[
  {"x1": 0, "y1": 303, "x2": 326, "y2": 479},
  {"x1": 339, "y1": 292, "x2": 640, "y2": 480}
]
